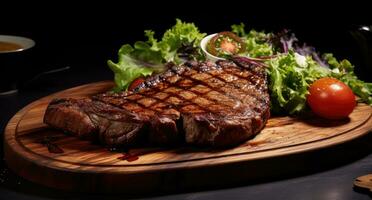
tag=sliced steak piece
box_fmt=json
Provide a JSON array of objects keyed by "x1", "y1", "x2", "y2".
[
  {"x1": 44, "y1": 98, "x2": 145, "y2": 146},
  {"x1": 44, "y1": 58, "x2": 270, "y2": 147}
]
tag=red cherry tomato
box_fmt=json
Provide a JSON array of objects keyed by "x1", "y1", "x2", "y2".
[
  {"x1": 128, "y1": 77, "x2": 145, "y2": 91},
  {"x1": 307, "y1": 77, "x2": 356, "y2": 119}
]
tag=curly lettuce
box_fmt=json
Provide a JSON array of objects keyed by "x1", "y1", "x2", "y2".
[
  {"x1": 267, "y1": 51, "x2": 330, "y2": 114},
  {"x1": 324, "y1": 53, "x2": 372, "y2": 104},
  {"x1": 108, "y1": 19, "x2": 206, "y2": 91},
  {"x1": 107, "y1": 44, "x2": 162, "y2": 91},
  {"x1": 267, "y1": 51, "x2": 372, "y2": 114},
  {"x1": 231, "y1": 23, "x2": 273, "y2": 57}
]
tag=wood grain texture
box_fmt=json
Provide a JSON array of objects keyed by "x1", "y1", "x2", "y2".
[
  {"x1": 354, "y1": 174, "x2": 372, "y2": 192},
  {"x1": 4, "y1": 81, "x2": 372, "y2": 193}
]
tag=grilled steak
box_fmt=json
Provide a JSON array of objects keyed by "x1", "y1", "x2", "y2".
[{"x1": 44, "y1": 58, "x2": 270, "y2": 147}]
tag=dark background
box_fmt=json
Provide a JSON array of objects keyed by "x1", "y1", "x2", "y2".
[
  {"x1": 1, "y1": 1, "x2": 372, "y2": 83},
  {"x1": 1, "y1": 1, "x2": 372, "y2": 199}
]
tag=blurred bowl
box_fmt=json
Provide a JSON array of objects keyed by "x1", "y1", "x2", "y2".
[
  {"x1": 0, "y1": 35, "x2": 35, "y2": 53},
  {"x1": 0, "y1": 35, "x2": 35, "y2": 95}
]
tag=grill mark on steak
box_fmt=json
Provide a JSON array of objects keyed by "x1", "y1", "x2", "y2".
[
  {"x1": 100, "y1": 68, "x2": 238, "y2": 115},
  {"x1": 44, "y1": 59, "x2": 270, "y2": 147},
  {"x1": 140, "y1": 78, "x2": 209, "y2": 112},
  {"x1": 127, "y1": 67, "x2": 250, "y2": 116},
  {"x1": 171, "y1": 68, "x2": 260, "y2": 114},
  {"x1": 161, "y1": 76, "x2": 232, "y2": 114}
]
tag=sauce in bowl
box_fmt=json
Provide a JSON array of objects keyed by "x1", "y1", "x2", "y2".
[
  {"x1": 0, "y1": 41, "x2": 23, "y2": 52},
  {"x1": 200, "y1": 32, "x2": 245, "y2": 62},
  {"x1": 207, "y1": 32, "x2": 245, "y2": 58}
]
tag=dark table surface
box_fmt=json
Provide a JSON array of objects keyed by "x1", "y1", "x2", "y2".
[{"x1": 0, "y1": 65, "x2": 371, "y2": 200}]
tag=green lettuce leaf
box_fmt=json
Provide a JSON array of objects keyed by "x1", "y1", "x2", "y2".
[
  {"x1": 159, "y1": 19, "x2": 206, "y2": 63},
  {"x1": 108, "y1": 19, "x2": 206, "y2": 91},
  {"x1": 232, "y1": 23, "x2": 273, "y2": 57},
  {"x1": 268, "y1": 51, "x2": 372, "y2": 114},
  {"x1": 107, "y1": 44, "x2": 162, "y2": 91},
  {"x1": 267, "y1": 51, "x2": 330, "y2": 114},
  {"x1": 324, "y1": 53, "x2": 372, "y2": 105}
]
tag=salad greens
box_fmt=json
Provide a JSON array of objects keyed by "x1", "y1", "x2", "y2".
[
  {"x1": 324, "y1": 53, "x2": 372, "y2": 105},
  {"x1": 107, "y1": 44, "x2": 162, "y2": 91},
  {"x1": 267, "y1": 51, "x2": 330, "y2": 114},
  {"x1": 231, "y1": 23, "x2": 372, "y2": 114},
  {"x1": 108, "y1": 20, "x2": 372, "y2": 115},
  {"x1": 232, "y1": 23, "x2": 273, "y2": 57},
  {"x1": 267, "y1": 50, "x2": 372, "y2": 114},
  {"x1": 108, "y1": 19, "x2": 206, "y2": 91}
]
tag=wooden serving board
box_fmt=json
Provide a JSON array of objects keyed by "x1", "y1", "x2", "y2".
[
  {"x1": 354, "y1": 174, "x2": 372, "y2": 193},
  {"x1": 4, "y1": 81, "x2": 372, "y2": 193}
]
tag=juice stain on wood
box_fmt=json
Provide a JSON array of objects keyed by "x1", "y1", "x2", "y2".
[{"x1": 40, "y1": 136, "x2": 64, "y2": 154}]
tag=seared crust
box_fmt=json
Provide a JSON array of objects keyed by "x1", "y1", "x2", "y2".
[{"x1": 44, "y1": 59, "x2": 270, "y2": 147}]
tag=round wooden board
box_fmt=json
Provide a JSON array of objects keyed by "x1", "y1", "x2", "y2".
[{"x1": 4, "y1": 81, "x2": 372, "y2": 193}]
